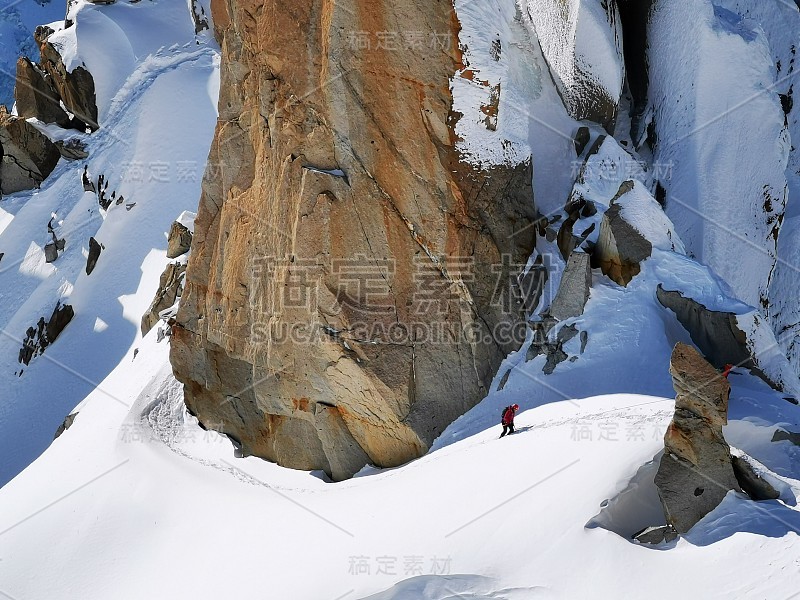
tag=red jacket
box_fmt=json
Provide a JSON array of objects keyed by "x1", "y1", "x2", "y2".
[{"x1": 502, "y1": 406, "x2": 516, "y2": 426}]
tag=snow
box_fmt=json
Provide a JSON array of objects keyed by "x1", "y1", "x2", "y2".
[
  {"x1": 0, "y1": 328, "x2": 797, "y2": 599},
  {"x1": 175, "y1": 209, "x2": 196, "y2": 233},
  {"x1": 648, "y1": 0, "x2": 789, "y2": 309},
  {"x1": 54, "y1": 0, "x2": 214, "y2": 122},
  {"x1": 0, "y1": 0, "x2": 799, "y2": 598},
  {"x1": 524, "y1": 0, "x2": 624, "y2": 122},
  {"x1": 0, "y1": 0, "x2": 64, "y2": 106},
  {"x1": 615, "y1": 181, "x2": 685, "y2": 254},
  {"x1": 0, "y1": 0, "x2": 219, "y2": 487}
]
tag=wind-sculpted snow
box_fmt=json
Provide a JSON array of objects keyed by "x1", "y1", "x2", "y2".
[
  {"x1": 649, "y1": 0, "x2": 789, "y2": 310},
  {"x1": 0, "y1": 0, "x2": 63, "y2": 107},
  {"x1": 0, "y1": 324, "x2": 797, "y2": 598}
]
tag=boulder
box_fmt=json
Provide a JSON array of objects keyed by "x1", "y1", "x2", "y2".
[
  {"x1": 44, "y1": 243, "x2": 58, "y2": 263},
  {"x1": 141, "y1": 262, "x2": 186, "y2": 335},
  {"x1": 593, "y1": 200, "x2": 652, "y2": 286},
  {"x1": 524, "y1": 0, "x2": 624, "y2": 129},
  {"x1": 166, "y1": 221, "x2": 192, "y2": 258},
  {"x1": 654, "y1": 343, "x2": 740, "y2": 533},
  {"x1": 731, "y1": 455, "x2": 780, "y2": 501},
  {"x1": 170, "y1": 0, "x2": 537, "y2": 479},
  {"x1": 14, "y1": 57, "x2": 71, "y2": 127},
  {"x1": 86, "y1": 237, "x2": 102, "y2": 275},
  {"x1": 0, "y1": 109, "x2": 61, "y2": 194},
  {"x1": 46, "y1": 303, "x2": 74, "y2": 342},
  {"x1": 549, "y1": 251, "x2": 591, "y2": 321},
  {"x1": 55, "y1": 139, "x2": 89, "y2": 161}
]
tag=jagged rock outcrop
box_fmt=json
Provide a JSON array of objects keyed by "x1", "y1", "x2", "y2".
[
  {"x1": 526, "y1": 321, "x2": 581, "y2": 375},
  {"x1": 634, "y1": 525, "x2": 678, "y2": 545},
  {"x1": 31, "y1": 25, "x2": 98, "y2": 131},
  {"x1": 18, "y1": 302, "x2": 74, "y2": 366},
  {"x1": 557, "y1": 197, "x2": 597, "y2": 260},
  {"x1": 142, "y1": 262, "x2": 186, "y2": 336},
  {"x1": 190, "y1": 0, "x2": 210, "y2": 34},
  {"x1": 654, "y1": 343, "x2": 740, "y2": 533},
  {"x1": 772, "y1": 428, "x2": 800, "y2": 446},
  {"x1": 573, "y1": 126, "x2": 591, "y2": 156},
  {"x1": 0, "y1": 108, "x2": 61, "y2": 195},
  {"x1": 14, "y1": 57, "x2": 72, "y2": 127},
  {"x1": 653, "y1": 343, "x2": 779, "y2": 535},
  {"x1": 171, "y1": 0, "x2": 536, "y2": 479},
  {"x1": 166, "y1": 221, "x2": 192, "y2": 259},
  {"x1": 55, "y1": 138, "x2": 89, "y2": 161},
  {"x1": 549, "y1": 252, "x2": 591, "y2": 321},
  {"x1": 656, "y1": 286, "x2": 780, "y2": 390},
  {"x1": 54, "y1": 412, "x2": 78, "y2": 439},
  {"x1": 522, "y1": 0, "x2": 624, "y2": 129}
]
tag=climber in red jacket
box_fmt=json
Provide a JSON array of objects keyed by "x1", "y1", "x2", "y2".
[
  {"x1": 721, "y1": 363, "x2": 734, "y2": 379},
  {"x1": 500, "y1": 404, "x2": 519, "y2": 438}
]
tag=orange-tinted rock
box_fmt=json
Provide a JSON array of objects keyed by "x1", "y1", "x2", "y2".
[{"x1": 170, "y1": 0, "x2": 537, "y2": 479}]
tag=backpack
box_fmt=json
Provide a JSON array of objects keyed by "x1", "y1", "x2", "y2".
[{"x1": 501, "y1": 406, "x2": 511, "y2": 423}]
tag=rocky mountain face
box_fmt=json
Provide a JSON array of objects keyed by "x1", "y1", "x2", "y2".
[{"x1": 171, "y1": 0, "x2": 537, "y2": 479}]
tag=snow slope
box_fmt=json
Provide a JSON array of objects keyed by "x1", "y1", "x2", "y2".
[
  {"x1": 0, "y1": 0, "x2": 219, "y2": 487},
  {"x1": 0, "y1": 319, "x2": 797, "y2": 599},
  {"x1": 0, "y1": 0, "x2": 799, "y2": 598}
]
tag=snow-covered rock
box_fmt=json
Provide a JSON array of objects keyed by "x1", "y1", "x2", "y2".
[
  {"x1": 0, "y1": 0, "x2": 64, "y2": 107},
  {"x1": 0, "y1": 1, "x2": 799, "y2": 599},
  {"x1": 523, "y1": 0, "x2": 624, "y2": 128}
]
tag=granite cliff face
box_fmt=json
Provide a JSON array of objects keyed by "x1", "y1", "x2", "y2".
[{"x1": 170, "y1": 0, "x2": 537, "y2": 479}]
